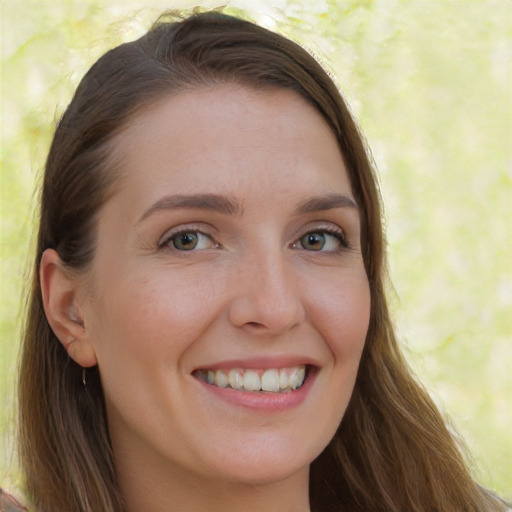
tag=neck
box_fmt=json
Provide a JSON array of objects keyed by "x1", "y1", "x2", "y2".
[{"x1": 118, "y1": 459, "x2": 311, "y2": 512}]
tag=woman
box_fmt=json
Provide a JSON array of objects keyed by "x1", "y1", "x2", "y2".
[{"x1": 15, "y1": 9, "x2": 508, "y2": 512}]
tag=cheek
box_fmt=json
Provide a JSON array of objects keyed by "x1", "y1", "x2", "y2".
[
  {"x1": 300, "y1": 271, "x2": 370, "y2": 449},
  {"x1": 88, "y1": 268, "x2": 226, "y2": 367},
  {"x1": 311, "y1": 273, "x2": 371, "y2": 359}
]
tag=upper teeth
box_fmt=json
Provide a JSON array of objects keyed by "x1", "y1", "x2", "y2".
[{"x1": 196, "y1": 366, "x2": 307, "y2": 393}]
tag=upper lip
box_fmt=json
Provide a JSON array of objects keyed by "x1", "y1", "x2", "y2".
[{"x1": 192, "y1": 355, "x2": 321, "y2": 372}]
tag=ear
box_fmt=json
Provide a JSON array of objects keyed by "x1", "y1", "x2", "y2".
[{"x1": 40, "y1": 249, "x2": 97, "y2": 368}]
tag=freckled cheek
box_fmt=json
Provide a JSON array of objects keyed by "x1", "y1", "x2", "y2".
[
  {"x1": 93, "y1": 274, "x2": 224, "y2": 363},
  {"x1": 310, "y1": 275, "x2": 371, "y2": 360}
]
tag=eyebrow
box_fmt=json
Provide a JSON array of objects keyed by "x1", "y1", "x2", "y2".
[
  {"x1": 295, "y1": 193, "x2": 358, "y2": 213},
  {"x1": 137, "y1": 193, "x2": 243, "y2": 223},
  {"x1": 137, "y1": 191, "x2": 358, "y2": 224}
]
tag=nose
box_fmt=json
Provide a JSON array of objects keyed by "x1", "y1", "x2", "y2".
[{"x1": 228, "y1": 248, "x2": 306, "y2": 336}]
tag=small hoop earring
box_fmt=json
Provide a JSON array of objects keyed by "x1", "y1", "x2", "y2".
[{"x1": 82, "y1": 368, "x2": 87, "y2": 387}]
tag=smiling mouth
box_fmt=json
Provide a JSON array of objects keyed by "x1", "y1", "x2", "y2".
[{"x1": 194, "y1": 366, "x2": 309, "y2": 393}]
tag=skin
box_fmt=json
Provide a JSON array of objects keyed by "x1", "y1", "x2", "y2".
[{"x1": 41, "y1": 85, "x2": 371, "y2": 512}]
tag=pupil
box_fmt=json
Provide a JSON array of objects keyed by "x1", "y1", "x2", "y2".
[
  {"x1": 303, "y1": 233, "x2": 325, "y2": 251},
  {"x1": 176, "y1": 233, "x2": 198, "y2": 250}
]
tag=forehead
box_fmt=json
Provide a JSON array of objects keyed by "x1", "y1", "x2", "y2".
[{"x1": 109, "y1": 85, "x2": 352, "y2": 212}]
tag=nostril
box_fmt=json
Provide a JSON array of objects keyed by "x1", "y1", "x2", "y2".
[
  {"x1": 246, "y1": 321, "x2": 263, "y2": 328},
  {"x1": 228, "y1": 289, "x2": 305, "y2": 334}
]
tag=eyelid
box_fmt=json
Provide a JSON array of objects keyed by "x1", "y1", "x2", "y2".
[
  {"x1": 158, "y1": 223, "x2": 218, "y2": 249},
  {"x1": 292, "y1": 223, "x2": 350, "y2": 251},
  {"x1": 157, "y1": 221, "x2": 350, "y2": 252}
]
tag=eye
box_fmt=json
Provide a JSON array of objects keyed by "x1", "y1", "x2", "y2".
[
  {"x1": 294, "y1": 230, "x2": 347, "y2": 252},
  {"x1": 162, "y1": 231, "x2": 216, "y2": 251}
]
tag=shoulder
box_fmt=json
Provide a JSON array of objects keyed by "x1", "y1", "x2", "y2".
[{"x1": 0, "y1": 488, "x2": 28, "y2": 512}]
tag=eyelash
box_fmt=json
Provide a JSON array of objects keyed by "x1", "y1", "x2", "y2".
[
  {"x1": 158, "y1": 225, "x2": 350, "y2": 253},
  {"x1": 292, "y1": 226, "x2": 349, "y2": 252},
  {"x1": 158, "y1": 225, "x2": 217, "y2": 252}
]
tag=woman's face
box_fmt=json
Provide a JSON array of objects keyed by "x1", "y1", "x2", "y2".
[{"x1": 80, "y1": 86, "x2": 370, "y2": 487}]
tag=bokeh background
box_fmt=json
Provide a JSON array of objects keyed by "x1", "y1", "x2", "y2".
[{"x1": 1, "y1": 0, "x2": 511, "y2": 499}]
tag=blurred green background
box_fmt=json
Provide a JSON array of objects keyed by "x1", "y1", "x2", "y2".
[{"x1": 1, "y1": 0, "x2": 511, "y2": 499}]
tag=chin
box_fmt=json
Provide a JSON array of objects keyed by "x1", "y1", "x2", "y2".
[
  {"x1": 203, "y1": 440, "x2": 316, "y2": 487},
  {"x1": 223, "y1": 462, "x2": 309, "y2": 487}
]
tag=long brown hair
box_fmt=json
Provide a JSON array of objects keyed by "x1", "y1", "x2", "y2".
[{"x1": 18, "y1": 9, "x2": 506, "y2": 511}]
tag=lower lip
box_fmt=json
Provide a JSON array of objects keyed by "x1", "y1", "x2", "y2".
[{"x1": 194, "y1": 371, "x2": 316, "y2": 412}]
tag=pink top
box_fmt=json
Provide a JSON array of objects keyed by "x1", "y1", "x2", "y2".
[{"x1": 0, "y1": 489, "x2": 28, "y2": 512}]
